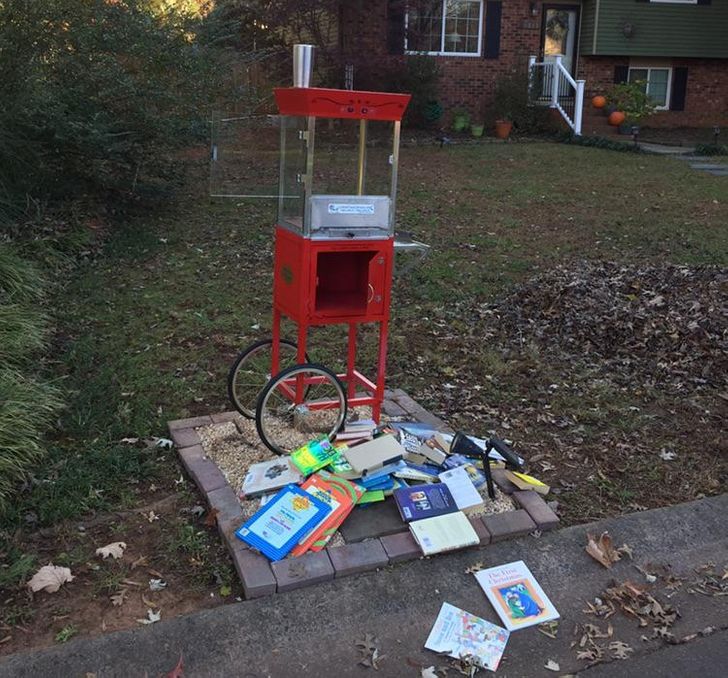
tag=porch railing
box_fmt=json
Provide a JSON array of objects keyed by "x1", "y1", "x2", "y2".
[{"x1": 528, "y1": 55, "x2": 585, "y2": 136}]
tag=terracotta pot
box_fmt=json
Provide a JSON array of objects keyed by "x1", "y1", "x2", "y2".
[
  {"x1": 608, "y1": 111, "x2": 626, "y2": 126},
  {"x1": 592, "y1": 95, "x2": 607, "y2": 109},
  {"x1": 494, "y1": 119, "x2": 513, "y2": 139}
]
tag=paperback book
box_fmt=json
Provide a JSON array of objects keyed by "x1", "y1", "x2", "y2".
[
  {"x1": 235, "y1": 485, "x2": 331, "y2": 561},
  {"x1": 343, "y1": 434, "x2": 405, "y2": 476},
  {"x1": 409, "y1": 512, "x2": 479, "y2": 555},
  {"x1": 474, "y1": 560, "x2": 560, "y2": 631},
  {"x1": 291, "y1": 438, "x2": 338, "y2": 476},
  {"x1": 240, "y1": 457, "x2": 304, "y2": 499},
  {"x1": 393, "y1": 483, "x2": 458, "y2": 522},
  {"x1": 424, "y1": 602, "x2": 509, "y2": 672},
  {"x1": 438, "y1": 466, "x2": 484, "y2": 511}
]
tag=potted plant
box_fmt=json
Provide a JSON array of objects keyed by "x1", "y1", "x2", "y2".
[
  {"x1": 452, "y1": 108, "x2": 471, "y2": 132},
  {"x1": 471, "y1": 121, "x2": 485, "y2": 137},
  {"x1": 606, "y1": 82, "x2": 656, "y2": 134},
  {"x1": 491, "y1": 74, "x2": 522, "y2": 140}
]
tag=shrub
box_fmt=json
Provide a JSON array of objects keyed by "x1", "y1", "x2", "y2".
[
  {"x1": 0, "y1": 0, "x2": 222, "y2": 223},
  {"x1": 694, "y1": 143, "x2": 728, "y2": 157},
  {"x1": 489, "y1": 71, "x2": 555, "y2": 135},
  {"x1": 605, "y1": 82, "x2": 656, "y2": 125}
]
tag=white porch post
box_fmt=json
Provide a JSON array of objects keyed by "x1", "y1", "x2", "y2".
[
  {"x1": 574, "y1": 79, "x2": 585, "y2": 136},
  {"x1": 528, "y1": 55, "x2": 536, "y2": 97},
  {"x1": 551, "y1": 55, "x2": 562, "y2": 108}
]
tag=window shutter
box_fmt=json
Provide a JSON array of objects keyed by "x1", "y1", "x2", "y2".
[
  {"x1": 614, "y1": 66, "x2": 628, "y2": 84},
  {"x1": 387, "y1": 0, "x2": 405, "y2": 55},
  {"x1": 670, "y1": 67, "x2": 688, "y2": 111},
  {"x1": 483, "y1": 1, "x2": 503, "y2": 59}
]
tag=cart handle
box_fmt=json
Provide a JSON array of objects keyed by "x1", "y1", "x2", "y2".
[{"x1": 394, "y1": 232, "x2": 430, "y2": 278}]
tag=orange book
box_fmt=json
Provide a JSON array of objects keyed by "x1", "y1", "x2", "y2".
[{"x1": 291, "y1": 471, "x2": 363, "y2": 556}]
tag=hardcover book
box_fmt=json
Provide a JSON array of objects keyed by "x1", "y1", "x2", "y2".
[
  {"x1": 424, "y1": 602, "x2": 509, "y2": 672},
  {"x1": 393, "y1": 483, "x2": 458, "y2": 522},
  {"x1": 291, "y1": 471, "x2": 363, "y2": 555},
  {"x1": 409, "y1": 512, "x2": 479, "y2": 555},
  {"x1": 474, "y1": 560, "x2": 560, "y2": 631},
  {"x1": 342, "y1": 434, "x2": 405, "y2": 476},
  {"x1": 240, "y1": 457, "x2": 304, "y2": 498},
  {"x1": 235, "y1": 484, "x2": 332, "y2": 561}
]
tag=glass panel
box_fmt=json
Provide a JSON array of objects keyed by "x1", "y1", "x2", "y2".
[
  {"x1": 278, "y1": 116, "x2": 307, "y2": 232},
  {"x1": 648, "y1": 69, "x2": 669, "y2": 107},
  {"x1": 628, "y1": 69, "x2": 649, "y2": 95},
  {"x1": 408, "y1": 1, "x2": 444, "y2": 52},
  {"x1": 544, "y1": 9, "x2": 570, "y2": 56},
  {"x1": 209, "y1": 113, "x2": 279, "y2": 198}
]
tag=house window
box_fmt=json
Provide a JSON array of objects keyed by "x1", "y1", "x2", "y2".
[
  {"x1": 405, "y1": 1, "x2": 483, "y2": 56},
  {"x1": 628, "y1": 67, "x2": 672, "y2": 110}
]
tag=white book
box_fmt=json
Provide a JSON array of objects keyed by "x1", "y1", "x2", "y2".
[
  {"x1": 409, "y1": 512, "x2": 479, "y2": 556},
  {"x1": 240, "y1": 457, "x2": 303, "y2": 498},
  {"x1": 438, "y1": 466, "x2": 484, "y2": 511},
  {"x1": 424, "y1": 602, "x2": 509, "y2": 672},
  {"x1": 474, "y1": 560, "x2": 560, "y2": 631}
]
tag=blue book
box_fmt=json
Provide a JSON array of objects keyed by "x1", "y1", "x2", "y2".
[
  {"x1": 235, "y1": 484, "x2": 331, "y2": 561},
  {"x1": 404, "y1": 461, "x2": 442, "y2": 477},
  {"x1": 393, "y1": 483, "x2": 459, "y2": 522},
  {"x1": 360, "y1": 475, "x2": 396, "y2": 491},
  {"x1": 358, "y1": 461, "x2": 406, "y2": 487}
]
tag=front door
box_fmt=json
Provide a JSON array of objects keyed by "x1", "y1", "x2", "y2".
[{"x1": 540, "y1": 5, "x2": 580, "y2": 76}]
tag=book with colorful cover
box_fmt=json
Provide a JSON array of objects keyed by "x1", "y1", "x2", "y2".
[
  {"x1": 442, "y1": 454, "x2": 487, "y2": 488},
  {"x1": 424, "y1": 602, "x2": 509, "y2": 671},
  {"x1": 474, "y1": 560, "x2": 560, "y2": 631},
  {"x1": 358, "y1": 489, "x2": 385, "y2": 504},
  {"x1": 327, "y1": 450, "x2": 359, "y2": 480},
  {"x1": 291, "y1": 438, "x2": 337, "y2": 476},
  {"x1": 291, "y1": 471, "x2": 363, "y2": 556},
  {"x1": 504, "y1": 471, "x2": 550, "y2": 496},
  {"x1": 235, "y1": 484, "x2": 331, "y2": 561},
  {"x1": 393, "y1": 483, "x2": 458, "y2": 522}
]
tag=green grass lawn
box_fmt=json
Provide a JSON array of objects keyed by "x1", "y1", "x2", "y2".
[{"x1": 2, "y1": 141, "x2": 727, "y2": 532}]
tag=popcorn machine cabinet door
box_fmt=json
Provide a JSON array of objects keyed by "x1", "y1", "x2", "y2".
[{"x1": 310, "y1": 240, "x2": 393, "y2": 322}]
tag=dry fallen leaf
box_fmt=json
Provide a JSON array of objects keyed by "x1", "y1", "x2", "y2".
[
  {"x1": 609, "y1": 641, "x2": 634, "y2": 660},
  {"x1": 166, "y1": 654, "x2": 184, "y2": 678},
  {"x1": 149, "y1": 578, "x2": 167, "y2": 591},
  {"x1": 145, "y1": 511, "x2": 159, "y2": 523},
  {"x1": 203, "y1": 508, "x2": 220, "y2": 527},
  {"x1": 131, "y1": 555, "x2": 149, "y2": 570},
  {"x1": 27, "y1": 565, "x2": 75, "y2": 593},
  {"x1": 110, "y1": 588, "x2": 128, "y2": 607},
  {"x1": 586, "y1": 532, "x2": 621, "y2": 568},
  {"x1": 136, "y1": 609, "x2": 161, "y2": 625},
  {"x1": 95, "y1": 542, "x2": 127, "y2": 560},
  {"x1": 464, "y1": 561, "x2": 484, "y2": 575},
  {"x1": 544, "y1": 659, "x2": 560, "y2": 672}
]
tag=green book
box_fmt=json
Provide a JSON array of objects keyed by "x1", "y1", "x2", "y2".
[
  {"x1": 291, "y1": 438, "x2": 337, "y2": 476},
  {"x1": 358, "y1": 489, "x2": 385, "y2": 504},
  {"x1": 327, "y1": 450, "x2": 359, "y2": 480}
]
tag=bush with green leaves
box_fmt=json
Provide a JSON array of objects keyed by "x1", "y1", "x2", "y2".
[
  {"x1": 694, "y1": 143, "x2": 728, "y2": 157},
  {"x1": 606, "y1": 82, "x2": 656, "y2": 125},
  {"x1": 0, "y1": 0, "x2": 221, "y2": 223},
  {"x1": 489, "y1": 71, "x2": 555, "y2": 135}
]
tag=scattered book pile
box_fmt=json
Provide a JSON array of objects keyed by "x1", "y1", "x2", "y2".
[{"x1": 235, "y1": 419, "x2": 539, "y2": 562}]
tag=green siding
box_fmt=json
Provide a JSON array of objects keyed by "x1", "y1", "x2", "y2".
[
  {"x1": 580, "y1": 0, "x2": 597, "y2": 54},
  {"x1": 580, "y1": 0, "x2": 728, "y2": 58}
]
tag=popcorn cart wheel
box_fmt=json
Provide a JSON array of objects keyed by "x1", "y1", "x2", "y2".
[
  {"x1": 255, "y1": 363, "x2": 347, "y2": 455},
  {"x1": 227, "y1": 338, "x2": 310, "y2": 419}
]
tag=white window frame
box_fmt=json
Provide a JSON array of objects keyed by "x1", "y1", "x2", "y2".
[
  {"x1": 628, "y1": 65, "x2": 673, "y2": 111},
  {"x1": 649, "y1": 1, "x2": 698, "y2": 5},
  {"x1": 404, "y1": 0, "x2": 484, "y2": 58}
]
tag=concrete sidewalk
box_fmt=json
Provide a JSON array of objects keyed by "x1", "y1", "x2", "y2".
[{"x1": 2, "y1": 495, "x2": 727, "y2": 678}]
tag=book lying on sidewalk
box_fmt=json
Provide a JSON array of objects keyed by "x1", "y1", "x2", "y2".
[
  {"x1": 409, "y1": 511, "x2": 479, "y2": 556},
  {"x1": 473, "y1": 560, "x2": 560, "y2": 631},
  {"x1": 424, "y1": 602, "x2": 509, "y2": 672},
  {"x1": 235, "y1": 485, "x2": 331, "y2": 561},
  {"x1": 393, "y1": 483, "x2": 458, "y2": 522},
  {"x1": 240, "y1": 457, "x2": 304, "y2": 499}
]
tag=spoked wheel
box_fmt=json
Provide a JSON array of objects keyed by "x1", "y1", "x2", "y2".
[
  {"x1": 227, "y1": 338, "x2": 310, "y2": 419},
  {"x1": 255, "y1": 363, "x2": 348, "y2": 455}
]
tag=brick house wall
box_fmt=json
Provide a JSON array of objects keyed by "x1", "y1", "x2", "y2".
[{"x1": 339, "y1": 1, "x2": 727, "y2": 128}]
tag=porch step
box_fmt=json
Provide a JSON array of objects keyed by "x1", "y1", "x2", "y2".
[{"x1": 581, "y1": 110, "x2": 619, "y2": 137}]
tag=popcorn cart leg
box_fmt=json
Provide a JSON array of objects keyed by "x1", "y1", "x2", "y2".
[
  {"x1": 346, "y1": 323, "x2": 357, "y2": 401},
  {"x1": 271, "y1": 308, "x2": 282, "y2": 375},
  {"x1": 295, "y1": 321, "x2": 308, "y2": 404},
  {"x1": 373, "y1": 319, "x2": 389, "y2": 423}
]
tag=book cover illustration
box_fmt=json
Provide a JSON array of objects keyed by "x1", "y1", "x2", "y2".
[
  {"x1": 474, "y1": 560, "x2": 560, "y2": 631},
  {"x1": 240, "y1": 457, "x2": 303, "y2": 498},
  {"x1": 235, "y1": 484, "x2": 331, "y2": 561},
  {"x1": 393, "y1": 483, "x2": 458, "y2": 522},
  {"x1": 291, "y1": 438, "x2": 337, "y2": 475},
  {"x1": 424, "y1": 602, "x2": 509, "y2": 672}
]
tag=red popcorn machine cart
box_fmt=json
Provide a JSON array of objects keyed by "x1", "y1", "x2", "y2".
[{"x1": 227, "y1": 45, "x2": 425, "y2": 455}]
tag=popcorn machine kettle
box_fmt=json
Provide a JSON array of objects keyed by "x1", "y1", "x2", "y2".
[{"x1": 228, "y1": 45, "x2": 421, "y2": 455}]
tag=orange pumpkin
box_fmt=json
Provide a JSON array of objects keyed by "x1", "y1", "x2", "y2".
[
  {"x1": 592, "y1": 95, "x2": 607, "y2": 109},
  {"x1": 608, "y1": 111, "x2": 626, "y2": 126}
]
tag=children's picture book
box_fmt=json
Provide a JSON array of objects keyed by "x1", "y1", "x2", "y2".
[
  {"x1": 291, "y1": 471, "x2": 363, "y2": 556},
  {"x1": 424, "y1": 602, "x2": 509, "y2": 672},
  {"x1": 327, "y1": 450, "x2": 359, "y2": 480},
  {"x1": 474, "y1": 560, "x2": 560, "y2": 631},
  {"x1": 235, "y1": 484, "x2": 331, "y2": 561},
  {"x1": 240, "y1": 457, "x2": 304, "y2": 498},
  {"x1": 393, "y1": 483, "x2": 458, "y2": 522},
  {"x1": 291, "y1": 438, "x2": 338, "y2": 476},
  {"x1": 438, "y1": 466, "x2": 484, "y2": 511},
  {"x1": 409, "y1": 512, "x2": 479, "y2": 555},
  {"x1": 343, "y1": 434, "x2": 405, "y2": 476}
]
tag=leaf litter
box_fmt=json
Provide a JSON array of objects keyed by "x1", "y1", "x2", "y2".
[{"x1": 27, "y1": 565, "x2": 75, "y2": 594}]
